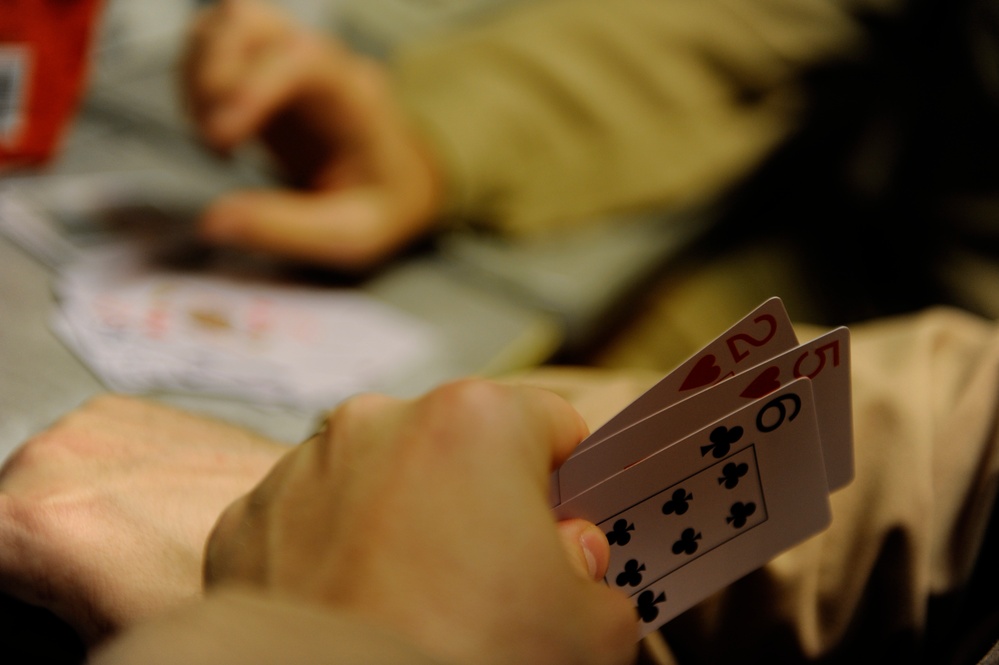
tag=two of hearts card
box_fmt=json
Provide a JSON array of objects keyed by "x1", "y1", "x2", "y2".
[{"x1": 550, "y1": 297, "x2": 853, "y2": 638}]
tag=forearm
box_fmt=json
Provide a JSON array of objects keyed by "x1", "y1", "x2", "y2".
[{"x1": 391, "y1": 0, "x2": 875, "y2": 234}]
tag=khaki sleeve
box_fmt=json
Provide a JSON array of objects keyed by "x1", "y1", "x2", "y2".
[
  {"x1": 680, "y1": 308, "x2": 999, "y2": 661},
  {"x1": 390, "y1": 0, "x2": 878, "y2": 235},
  {"x1": 90, "y1": 588, "x2": 450, "y2": 665},
  {"x1": 511, "y1": 307, "x2": 999, "y2": 661}
]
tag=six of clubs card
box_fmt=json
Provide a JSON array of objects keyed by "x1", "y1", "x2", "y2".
[{"x1": 550, "y1": 298, "x2": 854, "y2": 638}]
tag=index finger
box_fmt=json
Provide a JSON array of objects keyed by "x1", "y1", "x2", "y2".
[
  {"x1": 432, "y1": 381, "x2": 589, "y2": 488},
  {"x1": 180, "y1": 0, "x2": 302, "y2": 139},
  {"x1": 514, "y1": 384, "x2": 591, "y2": 472}
]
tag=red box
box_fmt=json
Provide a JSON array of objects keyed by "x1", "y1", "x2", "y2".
[{"x1": 0, "y1": 0, "x2": 104, "y2": 169}]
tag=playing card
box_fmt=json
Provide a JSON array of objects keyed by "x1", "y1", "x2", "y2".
[
  {"x1": 554, "y1": 378, "x2": 831, "y2": 638},
  {"x1": 726, "y1": 327, "x2": 853, "y2": 490},
  {"x1": 557, "y1": 327, "x2": 852, "y2": 501},
  {"x1": 576, "y1": 297, "x2": 798, "y2": 455},
  {"x1": 50, "y1": 247, "x2": 443, "y2": 410}
]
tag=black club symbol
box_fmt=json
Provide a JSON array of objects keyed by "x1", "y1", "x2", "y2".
[
  {"x1": 671, "y1": 527, "x2": 702, "y2": 555},
  {"x1": 615, "y1": 559, "x2": 646, "y2": 587},
  {"x1": 700, "y1": 425, "x2": 744, "y2": 458},
  {"x1": 718, "y1": 461, "x2": 749, "y2": 489},
  {"x1": 726, "y1": 501, "x2": 757, "y2": 528},
  {"x1": 636, "y1": 590, "x2": 667, "y2": 623},
  {"x1": 606, "y1": 519, "x2": 635, "y2": 546},
  {"x1": 661, "y1": 488, "x2": 693, "y2": 516}
]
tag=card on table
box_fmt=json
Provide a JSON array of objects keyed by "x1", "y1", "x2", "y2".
[
  {"x1": 557, "y1": 326, "x2": 853, "y2": 501},
  {"x1": 50, "y1": 247, "x2": 443, "y2": 410},
  {"x1": 554, "y1": 378, "x2": 832, "y2": 638}
]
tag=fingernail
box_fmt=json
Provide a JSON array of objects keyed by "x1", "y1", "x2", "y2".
[{"x1": 579, "y1": 524, "x2": 603, "y2": 580}]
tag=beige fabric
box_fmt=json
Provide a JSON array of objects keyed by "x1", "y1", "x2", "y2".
[
  {"x1": 590, "y1": 240, "x2": 826, "y2": 374},
  {"x1": 392, "y1": 0, "x2": 880, "y2": 236},
  {"x1": 665, "y1": 308, "x2": 999, "y2": 662},
  {"x1": 91, "y1": 588, "x2": 450, "y2": 665},
  {"x1": 512, "y1": 308, "x2": 999, "y2": 662}
]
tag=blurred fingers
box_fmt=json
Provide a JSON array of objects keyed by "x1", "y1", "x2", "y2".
[
  {"x1": 182, "y1": 0, "x2": 310, "y2": 149},
  {"x1": 198, "y1": 187, "x2": 425, "y2": 269}
]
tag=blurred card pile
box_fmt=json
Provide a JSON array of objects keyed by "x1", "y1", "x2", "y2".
[{"x1": 0, "y1": 172, "x2": 442, "y2": 411}]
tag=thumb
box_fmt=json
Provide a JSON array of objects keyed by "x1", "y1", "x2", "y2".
[
  {"x1": 198, "y1": 187, "x2": 411, "y2": 270},
  {"x1": 556, "y1": 518, "x2": 610, "y2": 582}
]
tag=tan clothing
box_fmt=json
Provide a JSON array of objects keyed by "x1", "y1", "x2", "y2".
[
  {"x1": 92, "y1": 588, "x2": 450, "y2": 665},
  {"x1": 391, "y1": 0, "x2": 892, "y2": 236},
  {"x1": 525, "y1": 308, "x2": 999, "y2": 663}
]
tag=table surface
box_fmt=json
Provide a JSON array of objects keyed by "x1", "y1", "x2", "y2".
[{"x1": 0, "y1": 100, "x2": 569, "y2": 460}]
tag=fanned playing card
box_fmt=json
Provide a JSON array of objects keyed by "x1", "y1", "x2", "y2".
[
  {"x1": 577, "y1": 296, "x2": 799, "y2": 453},
  {"x1": 559, "y1": 327, "x2": 852, "y2": 501},
  {"x1": 549, "y1": 298, "x2": 853, "y2": 638},
  {"x1": 556, "y1": 379, "x2": 831, "y2": 637},
  {"x1": 548, "y1": 297, "x2": 800, "y2": 505}
]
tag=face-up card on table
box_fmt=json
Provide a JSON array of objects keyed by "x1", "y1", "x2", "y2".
[
  {"x1": 576, "y1": 297, "x2": 799, "y2": 455},
  {"x1": 557, "y1": 327, "x2": 852, "y2": 501},
  {"x1": 553, "y1": 378, "x2": 831, "y2": 638}
]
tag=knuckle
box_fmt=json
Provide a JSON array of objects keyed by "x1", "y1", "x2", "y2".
[
  {"x1": 0, "y1": 395, "x2": 132, "y2": 476},
  {"x1": 0, "y1": 495, "x2": 37, "y2": 532},
  {"x1": 413, "y1": 379, "x2": 513, "y2": 436},
  {"x1": 1, "y1": 428, "x2": 71, "y2": 475},
  {"x1": 426, "y1": 378, "x2": 509, "y2": 412},
  {"x1": 327, "y1": 392, "x2": 393, "y2": 428},
  {"x1": 0, "y1": 495, "x2": 73, "y2": 546}
]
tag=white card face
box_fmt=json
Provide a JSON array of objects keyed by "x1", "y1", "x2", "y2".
[
  {"x1": 725, "y1": 327, "x2": 853, "y2": 490},
  {"x1": 50, "y1": 248, "x2": 443, "y2": 410},
  {"x1": 553, "y1": 378, "x2": 831, "y2": 638},
  {"x1": 576, "y1": 297, "x2": 798, "y2": 455},
  {"x1": 557, "y1": 327, "x2": 852, "y2": 501}
]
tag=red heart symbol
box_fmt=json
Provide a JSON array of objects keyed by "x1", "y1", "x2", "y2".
[
  {"x1": 740, "y1": 366, "x2": 781, "y2": 399},
  {"x1": 680, "y1": 354, "x2": 721, "y2": 391}
]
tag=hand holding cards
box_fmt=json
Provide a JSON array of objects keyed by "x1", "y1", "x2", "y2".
[
  {"x1": 552, "y1": 298, "x2": 854, "y2": 638},
  {"x1": 204, "y1": 382, "x2": 639, "y2": 665}
]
